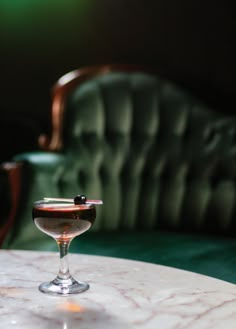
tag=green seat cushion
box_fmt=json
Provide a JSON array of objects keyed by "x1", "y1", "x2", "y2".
[
  {"x1": 15, "y1": 230, "x2": 236, "y2": 284},
  {"x1": 72, "y1": 231, "x2": 236, "y2": 284}
]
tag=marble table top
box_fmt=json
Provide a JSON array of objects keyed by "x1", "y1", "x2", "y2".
[{"x1": 0, "y1": 249, "x2": 236, "y2": 328}]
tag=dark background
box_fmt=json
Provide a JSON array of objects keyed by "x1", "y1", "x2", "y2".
[{"x1": 0, "y1": 0, "x2": 235, "y2": 159}]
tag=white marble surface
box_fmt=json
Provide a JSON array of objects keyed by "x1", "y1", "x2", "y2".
[{"x1": 0, "y1": 249, "x2": 236, "y2": 328}]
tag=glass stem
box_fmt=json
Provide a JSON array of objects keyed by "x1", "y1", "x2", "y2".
[{"x1": 56, "y1": 240, "x2": 72, "y2": 280}]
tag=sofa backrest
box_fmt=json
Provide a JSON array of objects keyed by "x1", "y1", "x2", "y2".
[{"x1": 53, "y1": 68, "x2": 236, "y2": 233}]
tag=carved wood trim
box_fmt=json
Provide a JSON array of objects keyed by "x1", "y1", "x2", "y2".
[{"x1": 0, "y1": 162, "x2": 23, "y2": 246}]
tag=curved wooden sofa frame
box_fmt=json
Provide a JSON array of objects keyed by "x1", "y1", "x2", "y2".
[{"x1": 0, "y1": 162, "x2": 23, "y2": 246}]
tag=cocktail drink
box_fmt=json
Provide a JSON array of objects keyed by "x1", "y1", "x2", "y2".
[{"x1": 32, "y1": 195, "x2": 102, "y2": 296}]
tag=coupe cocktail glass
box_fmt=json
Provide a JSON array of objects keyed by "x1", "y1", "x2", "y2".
[{"x1": 32, "y1": 195, "x2": 102, "y2": 296}]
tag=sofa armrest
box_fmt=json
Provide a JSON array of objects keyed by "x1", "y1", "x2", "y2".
[
  {"x1": 1, "y1": 152, "x2": 66, "y2": 249},
  {"x1": 0, "y1": 162, "x2": 23, "y2": 246}
]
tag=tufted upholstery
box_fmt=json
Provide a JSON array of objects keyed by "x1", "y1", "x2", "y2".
[{"x1": 49, "y1": 71, "x2": 236, "y2": 233}]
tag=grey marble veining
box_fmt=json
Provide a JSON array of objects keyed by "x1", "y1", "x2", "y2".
[{"x1": 0, "y1": 249, "x2": 236, "y2": 328}]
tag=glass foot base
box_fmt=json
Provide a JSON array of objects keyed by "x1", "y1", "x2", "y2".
[{"x1": 39, "y1": 276, "x2": 89, "y2": 296}]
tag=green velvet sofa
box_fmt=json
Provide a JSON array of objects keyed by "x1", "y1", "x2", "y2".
[{"x1": 2, "y1": 65, "x2": 236, "y2": 283}]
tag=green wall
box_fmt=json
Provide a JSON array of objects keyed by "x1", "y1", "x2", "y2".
[{"x1": 0, "y1": 1, "x2": 234, "y2": 136}]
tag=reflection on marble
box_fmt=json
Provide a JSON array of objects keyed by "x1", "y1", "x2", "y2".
[{"x1": 0, "y1": 249, "x2": 236, "y2": 328}]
